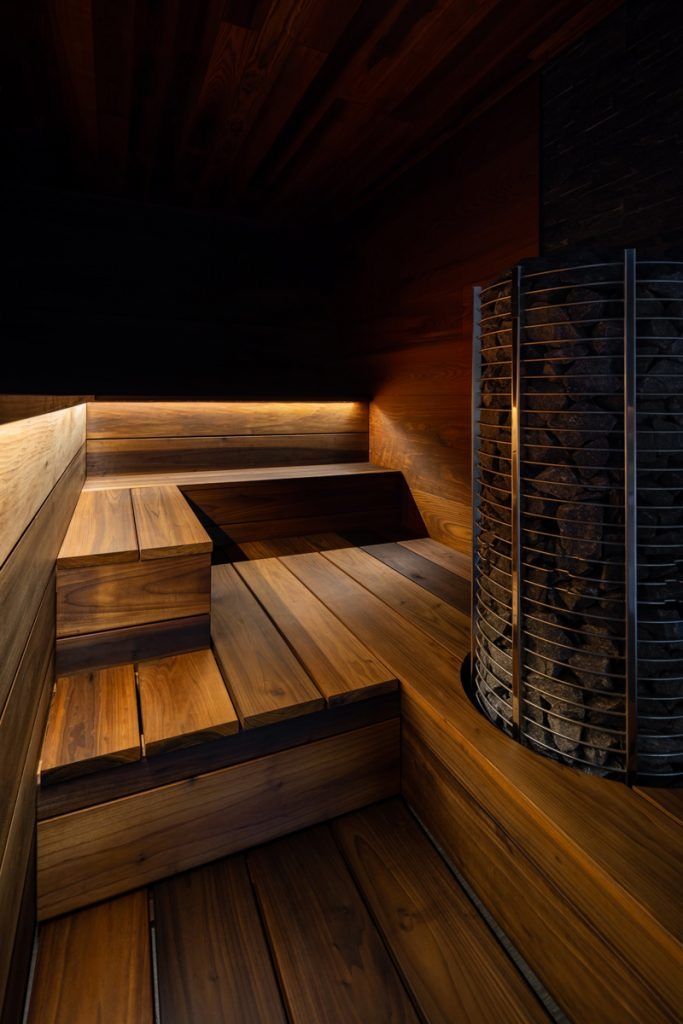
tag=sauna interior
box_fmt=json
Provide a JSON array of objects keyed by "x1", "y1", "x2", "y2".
[{"x1": 1, "y1": 2, "x2": 682, "y2": 1021}]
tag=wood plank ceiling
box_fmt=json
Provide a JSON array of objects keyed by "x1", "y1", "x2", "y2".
[{"x1": 2, "y1": 0, "x2": 619, "y2": 221}]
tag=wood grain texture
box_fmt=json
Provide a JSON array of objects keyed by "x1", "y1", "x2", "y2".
[
  {"x1": 0, "y1": 446, "x2": 84, "y2": 713},
  {"x1": 87, "y1": 401, "x2": 369, "y2": 438},
  {"x1": 56, "y1": 615, "x2": 211, "y2": 677},
  {"x1": 37, "y1": 719, "x2": 400, "y2": 918},
  {"x1": 131, "y1": 485, "x2": 212, "y2": 559},
  {"x1": 138, "y1": 649, "x2": 238, "y2": 755},
  {"x1": 334, "y1": 800, "x2": 548, "y2": 1024},
  {"x1": 0, "y1": 395, "x2": 89, "y2": 427},
  {"x1": 40, "y1": 665, "x2": 141, "y2": 784},
  {"x1": 38, "y1": 695, "x2": 399, "y2": 819},
  {"x1": 0, "y1": 403, "x2": 86, "y2": 567},
  {"x1": 399, "y1": 536, "x2": 472, "y2": 580},
  {"x1": 362, "y1": 541, "x2": 470, "y2": 612},
  {"x1": 27, "y1": 891, "x2": 153, "y2": 1024},
  {"x1": 57, "y1": 487, "x2": 138, "y2": 567},
  {"x1": 87, "y1": 432, "x2": 369, "y2": 475},
  {"x1": 0, "y1": 649, "x2": 53, "y2": 1003},
  {"x1": 217, "y1": 507, "x2": 400, "y2": 543},
  {"x1": 56, "y1": 553, "x2": 211, "y2": 637},
  {"x1": 0, "y1": 840, "x2": 35, "y2": 1024},
  {"x1": 154, "y1": 856, "x2": 287, "y2": 1024},
  {"x1": 83, "y1": 461, "x2": 394, "y2": 491},
  {"x1": 238, "y1": 534, "x2": 328, "y2": 558},
  {"x1": 211, "y1": 563, "x2": 323, "y2": 727},
  {"x1": 635, "y1": 787, "x2": 683, "y2": 828},
  {"x1": 0, "y1": 581, "x2": 54, "y2": 852},
  {"x1": 236, "y1": 557, "x2": 397, "y2": 705},
  {"x1": 319, "y1": 546, "x2": 469, "y2": 660},
  {"x1": 402, "y1": 726, "x2": 673, "y2": 1024},
  {"x1": 248, "y1": 824, "x2": 420, "y2": 1024}
]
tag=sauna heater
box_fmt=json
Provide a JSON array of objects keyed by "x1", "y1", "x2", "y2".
[{"x1": 471, "y1": 251, "x2": 683, "y2": 783}]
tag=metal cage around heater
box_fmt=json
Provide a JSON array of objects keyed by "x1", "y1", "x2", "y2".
[{"x1": 471, "y1": 251, "x2": 683, "y2": 784}]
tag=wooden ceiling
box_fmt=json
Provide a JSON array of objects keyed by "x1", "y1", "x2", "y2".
[{"x1": 2, "y1": 0, "x2": 619, "y2": 222}]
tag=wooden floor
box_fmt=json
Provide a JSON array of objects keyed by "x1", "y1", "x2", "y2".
[{"x1": 26, "y1": 799, "x2": 549, "y2": 1024}]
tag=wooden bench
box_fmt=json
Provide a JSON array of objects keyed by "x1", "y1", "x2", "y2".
[{"x1": 56, "y1": 485, "x2": 212, "y2": 674}]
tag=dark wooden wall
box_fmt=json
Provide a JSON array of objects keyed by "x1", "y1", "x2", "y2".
[
  {"x1": 0, "y1": 397, "x2": 86, "y2": 1022},
  {"x1": 542, "y1": 0, "x2": 683, "y2": 253},
  {"x1": 1, "y1": 187, "x2": 345, "y2": 398},
  {"x1": 337, "y1": 80, "x2": 540, "y2": 552}
]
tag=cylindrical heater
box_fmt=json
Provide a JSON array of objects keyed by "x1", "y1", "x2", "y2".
[{"x1": 471, "y1": 251, "x2": 683, "y2": 783}]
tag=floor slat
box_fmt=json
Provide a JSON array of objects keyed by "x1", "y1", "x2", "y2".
[
  {"x1": 363, "y1": 541, "x2": 471, "y2": 611},
  {"x1": 248, "y1": 824, "x2": 420, "y2": 1024},
  {"x1": 137, "y1": 649, "x2": 239, "y2": 755},
  {"x1": 27, "y1": 891, "x2": 153, "y2": 1024},
  {"x1": 153, "y1": 856, "x2": 287, "y2": 1024},
  {"x1": 211, "y1": 563, "x2": 324, "y2": 727},
  {"x1": 236, "y1": 557, "x2": 397, "y2": 705},
  {"x1": 399, "y1": 537, "x2": 471, "y2": 580},
  {"x1": 334, "y1": 800, "x2": 549, "y2": 1024}
]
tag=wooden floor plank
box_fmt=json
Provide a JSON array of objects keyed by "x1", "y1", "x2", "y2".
[
  {"x1": 236, "y1": 558, "x2": 397, "y2": 706},
  {"x1": 154, "y1": 856, "x2": 287, "y2": 1024},
  {"x1": 334, "y1": 800, "x2": 548, "y2": 1024},
  {"x1": 363, "y1": 541, "x2": 470, "y2": 612},
  {"x1": 211, "y1": 564, "x2": 324, "y2": 727},
  {"x1": 137, "y1": 649, "x2": 239, "y2": 756},
  {"x1": 27, "y1": 890, "x2": 153, "y2": 1024},
  {"x1": 40, "y1": 665, "x2": 141, "y2": 784},
  {"x1": 319, "y1": 547, "x2": 469, "y2": 659},
  {"x1": 131, "y1": 485, "x2": 212, "y2": 559},
  {"x1": 57, "y1": 488, "x2": 139, "y2": 568},
  {"x1": 399, "y1": 537, "x2": 472, "y2": 580},
  {"x1": 248, "y1": 824, "x2": 420, "y2": 1024},
  {"x1": 37, "y1": 721, "x2": 400, "y2": 918},
  {"x1": 634, "y1": 787, "x2": 683, "y2": 828}
]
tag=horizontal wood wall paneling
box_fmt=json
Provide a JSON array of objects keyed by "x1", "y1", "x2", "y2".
[
  {"x1": 56, "y1": 553, "x2": 211, "y2": 637},
  {"x1": 26, "y1": 891, "x2": 153, "y2": 1024},
  {"x1": 86, "y1": 401, "x2": 369, "y2": 438},
  {"x1": 211, "y1": 564, "x2": 324, "y2": 727},
  {"x1": 154, "y1": 857, "x2": 287, "y2": 1024},
  {"x1": 235, "y1": 558, "x2": 397, "y2": 706},
  {"x1": 248, "y1": 823, "x2": 420, "y2": 1024},
  {"x1": 55, "y1": 615, "x2": 211, "y2": 677},
  {"x1": 0, "y1": 403, "x2": 85, "y2": 568},
  {"x1": 0, "y1": 650, "x2": 54, "y2": 1003},
  {"x1": 0, "y1": 840, "x2": 36, "y2": 1024},
  {"x1": 333, "y1": 799, "x2": 548, "y2": 1024},
  {"x1": 86, "y1": 432, "x2": 370, "y2": 475},
  {"x1": 38, "y1": 694, "x2": 399, "y2": 819},
  {"x1": 0, "y1": 446, "x2": 85, "y2": 713},
  {"x1": 131, "y1": 486, "x2": 212, "y2": 559},
  {"x1": 40, "y1": 665, "x2": 141, "y2": 784},
  {"x1": 137, "y1": 650, "x2": 239, "y2": 756},
  {"x1": 408, "y1": 488, "x2": 472, "y2": 552},
  {"x1": 0, "y1": 395, "x2": 90, "y2": 427},
  {"x1": 57, "y1": 487, "x2": 138, "y2": 568},
  {"x1": 0, "y1": 580, "x2": 54, "y2": 853},
  {"x1": 37, "y1": 719, "x2": 401, "y2": 918},
  {"x1": 402, "y1": 728, "x2": 669, "y2": 1024}
]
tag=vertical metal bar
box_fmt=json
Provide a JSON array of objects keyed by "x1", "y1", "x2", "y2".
[
  {"x1": 510, "y1": 266, "x2": 523, "y2": 740},
  {"x1": 471, "y1": 286, "x2": 482, "y2": 683},
  {"x1": 624, "y1": 248, "x2": 638, "y2": 780}
]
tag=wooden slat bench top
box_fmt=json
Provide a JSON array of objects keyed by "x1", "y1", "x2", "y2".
[{"x1": 82, "y1": 461, "x2": 399, "y2": 491}]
